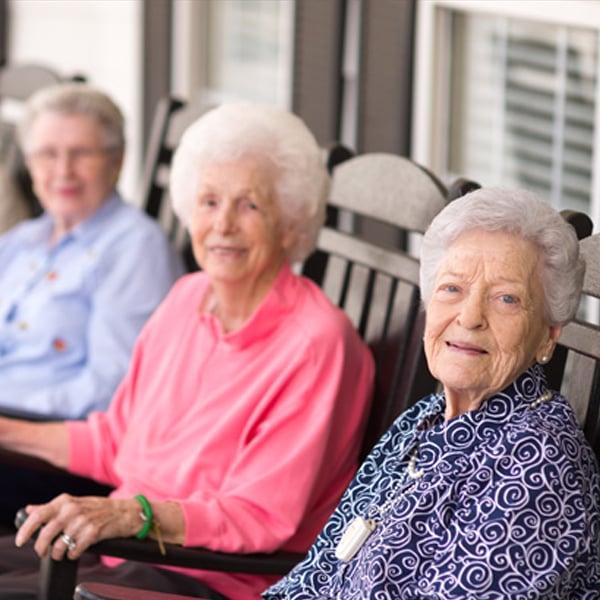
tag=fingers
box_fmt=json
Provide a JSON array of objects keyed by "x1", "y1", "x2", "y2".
[
  {"x1": 47, "y1": 505, "x2": 99, "y2": 560},
  {"x1": 15, "y1": 494, "x2": 92, "y2": 560},
  {"x1": 15, "y1": 494, "x2": 133, "y2": 561},
  {"x1": 14, "y1": 501, "x2": 48, "y2": 548}
]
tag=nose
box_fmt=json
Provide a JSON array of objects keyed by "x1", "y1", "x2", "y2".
[
  {"x1": 457, "y1": 292, "x2": 486, "y2": 329},
  {"x1": 213, "y1": 202, "x2": 237, "y2": 234},
  {"x1": 54, "y1": 150, "x2": 77, "y2": 175}
]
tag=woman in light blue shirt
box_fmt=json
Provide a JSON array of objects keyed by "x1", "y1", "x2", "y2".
[{"x1": 0, "y1": 83, "x2": 183, "y2": 523}]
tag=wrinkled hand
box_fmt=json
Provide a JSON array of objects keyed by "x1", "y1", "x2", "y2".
[{"x1": 15, "y1": 493, "x2": 139, "y2": 561}]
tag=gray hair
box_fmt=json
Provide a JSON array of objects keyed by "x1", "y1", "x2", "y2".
[
  {"x1": 17, "y1": 83, "x2": 125, "y2": 154},
  {"x1": 419, "y1": 187, "x2": 585, "y2": 325},
  {"x1": 170, "y1": 101, "x2": 329, "y2": 263}
]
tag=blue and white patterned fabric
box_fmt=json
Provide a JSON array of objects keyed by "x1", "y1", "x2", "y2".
[{"x1": 264, "y1": 365, "x2": 600, "y2": 599}]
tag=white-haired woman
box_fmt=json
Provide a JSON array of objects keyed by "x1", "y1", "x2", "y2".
[
  {"x1": 0, "y1": 83, "x2": 183, "y2": 525},
  {"x1": 265, "y1": 188, "x2": 600, "y2": 598},
  {"x1": 0, "y1": 102, "x2": 374, "y2": 600}
]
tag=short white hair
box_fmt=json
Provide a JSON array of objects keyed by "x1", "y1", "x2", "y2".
[
  {"x1": 170, "y1": 101, "x2": 330, "y2": 263},
  {"x1": 420, "y1": 187, "x2": 584, "y2": 325},
  {"x1": 17, "y1": 83, "x2": 125, "y2": 154}
]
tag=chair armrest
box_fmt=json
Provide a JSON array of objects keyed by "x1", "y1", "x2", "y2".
[
  {"x1": 0, "y1": 407, "x2": 70, "y2": 473},
  {"x1": 75, "y1": 581, "x2": 209, "y2": 600},
  {"x1": 16, "y1": 506, "x2": 303, "y2": 576},
  {"x1": 0, "y1": 446, "x2": 66, "y2": 474},
  {"x1": 83, "y1": 536, "x2": 304, "y2": 575}
]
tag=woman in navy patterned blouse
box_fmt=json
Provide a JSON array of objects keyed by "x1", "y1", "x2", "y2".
[{"x1": 264, "y1": 187, "x2": 600, "y2": 599}]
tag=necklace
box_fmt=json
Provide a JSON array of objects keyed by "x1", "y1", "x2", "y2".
[
  {"x1": 335, "y1": 445, "x2": 422, "y2": 562},
  {"x1": 334, "y1": 388, "x2": 554, "y2": 563},
  {"x1": 529, "y1": 389, "x2": 552, "y2": 409}
]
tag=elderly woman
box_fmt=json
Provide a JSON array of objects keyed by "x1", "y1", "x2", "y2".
[
  {"x1": 264, "y1": 188, "x2": 600, "y2": 599},
  {"x1": 0, "y1": 83, "x2": 183, "y2": 526},
  {"x1": 0, "y1": 83, "x2": 183, "y2": 419},
  {"x1": 0, "y1": 102, "x2": 374, "y2": 600}
]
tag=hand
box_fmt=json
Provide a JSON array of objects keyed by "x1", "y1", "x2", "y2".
[{"x1": 15, "y1": 493, "x2": 140, "y2": 560}]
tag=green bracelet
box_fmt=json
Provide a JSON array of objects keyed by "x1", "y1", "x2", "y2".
[{"x1": 134, "y1": 494, "x2": 153, "y2": 539}]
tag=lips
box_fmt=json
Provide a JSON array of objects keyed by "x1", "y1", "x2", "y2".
[
  {"x1": 446, "y1": 340, "x2": 488, "y2": 355},
  {"x1": 209, "y1": 245, "x2": 247, "y2": 257},
  {"x1": 54, "y1": 186, "x2": 81, "y2": 197}
]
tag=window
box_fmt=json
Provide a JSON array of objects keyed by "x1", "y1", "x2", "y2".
[
  {"x1": 413, "y1": 1, "x2": 600, "y2": 227},
  {"x1": 172, "y1": 0, "x2": 294, "y2": 108},
  {"x1": 448, "y1": 15, "x2": 596, "y2": 215}
]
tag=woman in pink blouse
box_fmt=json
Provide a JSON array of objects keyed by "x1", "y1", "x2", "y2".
[{"x1": 0, "y1": 101, "x2": 374, "y2": 600}]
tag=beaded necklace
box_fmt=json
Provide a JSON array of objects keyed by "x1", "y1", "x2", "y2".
[{"x1": 335, "y1": 388, "x2": 554, "y2": 563}]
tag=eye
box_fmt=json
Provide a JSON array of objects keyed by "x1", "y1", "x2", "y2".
[
  {"x1": 494, "y1": 292, "x2": 523, "y2": 313},
  {"x1": 37, "y1": 149, "x2": 57, "y2": 160},
  {"x1": 439, "y1": 283, "x2": 460, "y2": 293},
  {"x1": 198, "y1": 194, "x2": 218, "y2": 208},
  {"x1": 239, "y1": 196, "x2": 259, "y2": 211},
  {"x1": 28, "y1": 148, "x2": 58, "y2": 166},
  {"x1": 432, "y1": 282, "x2": 462, "y2": 303}
]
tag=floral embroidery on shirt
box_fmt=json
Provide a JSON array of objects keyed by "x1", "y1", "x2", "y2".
[{"x1": 52, "y1": 338, "x2": 66, "y2": 351}]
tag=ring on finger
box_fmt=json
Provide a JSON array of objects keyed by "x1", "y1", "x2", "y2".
[{"x1": 60, "y1": 533, "x2": 76, "y2": 552}]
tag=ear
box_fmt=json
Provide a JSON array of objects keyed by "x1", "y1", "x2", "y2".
[
  {"x1": 280, "y1": 224, "x2": 299, "y2": 252},
  {"x1": 110, "y1": 150, "x2": 124, "y2": 183},
  {"x1": 536, "y1": 324, "x2": 562, "y2": 364}
]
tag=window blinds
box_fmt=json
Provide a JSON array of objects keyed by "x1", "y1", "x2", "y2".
[{"x1": 448, "y1": 13, "x2": 597, "y2": 215}]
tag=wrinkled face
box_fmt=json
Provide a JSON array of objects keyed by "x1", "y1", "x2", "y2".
[
  {"x1": 190, "y1": 157, "x2": 296, "y2": 294},
  {"x1": 25, "y1": 112, "x2": 122, "y2": 231},
  {"x1": 424, "y1": 229, "x2": 561, "y2": 411}
]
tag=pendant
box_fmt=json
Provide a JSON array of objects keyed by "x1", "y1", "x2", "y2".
[{"x1": 335, "y1": 516, "x2": 376, "y2": 562}]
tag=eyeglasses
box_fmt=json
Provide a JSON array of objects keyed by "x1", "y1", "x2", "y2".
[{"x1": 26, "y1": 146, "x2": 119, "y2": 169}]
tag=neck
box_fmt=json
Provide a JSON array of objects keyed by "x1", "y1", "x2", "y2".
[
  {"x1": 50, "y1": 221, "x2": 73, "y2": 245},
  {"x1": 209, "y1": 264, "x2": 284, "y2": 333},
  {"x1": 211, "y1": 295, "x2": 258, "y2": 333},
  {"x1": 443, "y1": 388, "x2": 488, "y2": 420},
  {"x1": 50, "y1": 212, "x2": 87, "y2": 244}
]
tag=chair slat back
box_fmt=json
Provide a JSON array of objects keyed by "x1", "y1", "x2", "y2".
[
  {"x1": 138, "y1": 95, "x2": 211, "y2": 272},
  {"x1": 0, "y1": 63, "x2": 63, "y2": 155},
  {"x1": 0, "y1": 63, "x2": 65, "y2": 218},
  {"x1": 545, "y1": 232, "x2": 600, "y2": 461},
  {"x1": 302, "y1": 153, "x2": 448, "y2": 458}
]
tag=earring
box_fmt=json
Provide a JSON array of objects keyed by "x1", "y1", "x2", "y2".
[{"x1": 539, "y1": 355, "x2": 550, "y2": 365}]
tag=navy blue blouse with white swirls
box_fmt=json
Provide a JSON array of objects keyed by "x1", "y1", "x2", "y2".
[{"x1": 264, "y1": 365, "x2": 600, "y2": 599}]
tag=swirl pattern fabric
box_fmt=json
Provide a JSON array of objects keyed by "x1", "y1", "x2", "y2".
[{"x1": 264, "y1": 365, "x2": 600, "y2": 599}]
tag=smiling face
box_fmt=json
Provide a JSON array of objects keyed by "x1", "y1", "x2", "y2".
[
  {"x1": 25, "y1": 111, "x2": 122, "y2": 236},
  {"x1": 423, "y1": 229, "x2": 561, "y2": 418},
  {"x1": 190, "y1": 156, "x2": 296, "y2": 304}
]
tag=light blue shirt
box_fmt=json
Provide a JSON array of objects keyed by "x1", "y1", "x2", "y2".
[{"x1": 0, "y1": 193, "x2": 184, "y2": 419}]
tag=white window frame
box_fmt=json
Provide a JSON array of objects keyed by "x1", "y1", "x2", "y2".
[
  {"x1": 413, "y1": 0, "x2": 600, "y2": 231},
  {"x1": 171, "y1": 0, "x2": 295, "y2": 110}
]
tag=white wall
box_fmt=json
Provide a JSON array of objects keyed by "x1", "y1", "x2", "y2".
[{"x1": 7, "y1": 0, "x2": 143, "y2": 202}]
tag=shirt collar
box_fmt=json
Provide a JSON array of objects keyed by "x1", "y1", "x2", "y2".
[
  {"x1": 203, "y1": 262, "x2": 297, "y2": 349},
  {"x1": 23, "y1": 192, "x2": 122, "y2": 247},
  {"x1": 61, "y1": 192, "x2": 122, "y2": 244},
  {"x1": 421, "y1": 364, "x2": 549, "y2": 449}
]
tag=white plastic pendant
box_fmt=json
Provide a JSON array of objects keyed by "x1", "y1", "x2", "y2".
[{"x1": 335, "y1": 516, "x2": 376, "y2": 562}]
